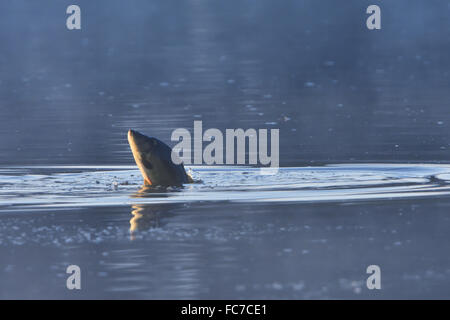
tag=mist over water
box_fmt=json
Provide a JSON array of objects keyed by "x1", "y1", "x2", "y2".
[{"x1": 1, "y1": 0, "x2": 450, "y2": 299}]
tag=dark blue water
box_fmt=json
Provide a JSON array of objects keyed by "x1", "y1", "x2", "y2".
[{"x1": 1, "y1": 0, "x2": 450, "y2": 299}]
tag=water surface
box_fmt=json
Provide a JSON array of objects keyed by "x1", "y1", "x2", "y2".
[
  {"x1": 1, "y1": 0, "x2": 450, "y2": 299},
  {"x1": 1, "y1": 164, "x2": 450, "y2": 299}
]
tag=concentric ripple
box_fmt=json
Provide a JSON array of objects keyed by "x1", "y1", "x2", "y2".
[{"x1": 0, "y1": 164, "x2": 450, "y2": 211}]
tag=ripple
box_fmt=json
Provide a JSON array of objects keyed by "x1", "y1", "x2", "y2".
[{"x1": 0, "y1": 164, "x2": 450, "y2": 211}]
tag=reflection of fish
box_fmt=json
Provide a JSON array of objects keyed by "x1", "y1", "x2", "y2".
[
  {"x1": 129, "y1": 197, "x2": 180, "y2": 240},
  {"x1": 128, "y1": 129, "x2": 193, "y2": 186},
  {"x1": 130, "y1": 204, "x2": 160, "y2": 236}
]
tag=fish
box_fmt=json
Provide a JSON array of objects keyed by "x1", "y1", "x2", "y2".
[{"x1": 127, "y1": 129, "x2": 193, "y2": 186}]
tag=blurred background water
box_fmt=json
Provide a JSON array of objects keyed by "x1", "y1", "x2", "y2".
[
  {"x1": 1, "y1": 0, "x2": 450, "y2": 299},
  {"x1": 1, "y1": 0, "x2": 449, "y2": 165}
]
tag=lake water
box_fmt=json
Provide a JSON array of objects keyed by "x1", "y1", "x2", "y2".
[
  {"x1": 1, "y1": 164, "x2": 450, "y2": 299},
  {"x1": 1, "y1": 0, "x2": 450, "y2": 299}
]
